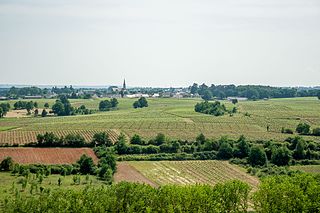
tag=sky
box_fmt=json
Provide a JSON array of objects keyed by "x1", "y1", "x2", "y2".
[{"x1": 0, "y1": 0, "x2": 320, "y2": 87}]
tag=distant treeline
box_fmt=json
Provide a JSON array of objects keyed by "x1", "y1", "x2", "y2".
[{"x1": 189, "y1": 83, "x2": 320, "y2": 100}]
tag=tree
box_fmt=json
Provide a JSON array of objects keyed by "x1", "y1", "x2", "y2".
[
  {"x1": 217, "y1": 142, "x2": 233, "y2": 159},
  {"x1": 0, "y1": 103, "x2": 10, "y2": 117},
  {"x1": 41, "y1": 109, "x2": 48, "y2": 117},
  {"x1": 138, "y1": 97, "x2": 148, "y2": 107},
  {"x1": 154, "y1": 133, "x2": 166, "y2": 146},
  {"x1": 248, "y1": 146, "x2": 267, "y2": 166},
  {"x1": 98, "y1": 164, "x2": 113, "y2": 183},
  {"x1": 99, "y1": 100, "x2": 112, "y2": 111},
  {"x1": 194, "y1": 101, "x2": 227, "y2": 116},
  {"x1": 133, "y1": 97, "x2": 148, "y2": 108},
  {"x1": 234, "y1": 135, "x2": 250, "y2": 158},
  {"x1": 312, "y1": 127, "x2": 320, "y2": 136},
  {"x1": 190, "y1": 83, "x2": 198, "y2": 94},
  {"x1": 25, "y1": 101, "x2": 34, "y2": 114},
  {"x1": 64, "y1": 134, "x2": 85, "y2": 147},
  {"x1": 232, "y1": 99, "x2": 238, "y2": 105},
  {"x1": 34, "y1": 102, "x2": 38, "y2": 108},
  {"x1": 271, "y1": 146, "x2": 292, "y2": 166},
  {"x1": 34, "y1": 109, "x2": 39, "y2": 117},
  {"x1": 130, "y1": 134, "x2": 143, "y2": 145},
  {"x1": 52, "y1": 101, "x2": 65, "y2": 116},
  {"x1": 77, "y1": 154, "x2": 96, "y2": 175},
  {"x1": 201, "y1": 90, "x2": 212, "y2": 101},
  {"x1": 296, "y1": 123, "x2": 310, "y2": 135},
  {"x1": 0, "y1": 157, "x2": 14, "y2": 171},
  {"x1": 92, "y1": 132, "x2": 112, "y2": 147},
  {"x1": 44, "y1": 103, "x2": 49, "y2": 108},
  {"x1": 196, "y1": 133, "x2": 206, "y2": 145},
  {"x1": 115, "y1": 133, "x2": 128, "y2": 154},
  {"x1": 293, "y1": 140, "x2": 306, "y2": 160},
  {"x1": 110, "y1": 98, "x2": 119, "y2": 108}
]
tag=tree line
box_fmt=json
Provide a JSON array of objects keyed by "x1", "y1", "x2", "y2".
[
  {"x1": 3, "y1": 173, "x2": 320, "y2": 212},
  {"x1": 190, "y1": 83, "x2": 320, "y2": 100}
]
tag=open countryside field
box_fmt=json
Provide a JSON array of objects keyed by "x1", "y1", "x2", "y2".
[
  {"x1": 0, "y1": 148, "x2": 98, "y2": 164},
  {"x1": 0, "y1": 97, "x2": 319, "y2": 145},
  {"x1": 126, "y1": 160, "x2": 259, "y2": 189}
]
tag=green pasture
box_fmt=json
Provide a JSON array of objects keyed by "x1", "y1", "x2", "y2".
[{"x1": 0, "y1": 97, "x2": 319, "y2": 142}]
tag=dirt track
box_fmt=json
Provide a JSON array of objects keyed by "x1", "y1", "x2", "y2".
[{"x1": 114, "y1": 162, "x2": 158, "y2": 187}]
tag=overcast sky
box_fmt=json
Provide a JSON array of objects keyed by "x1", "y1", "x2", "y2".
[{"x1": 0, "y1": 0, "x2": 319, "y2": 87}]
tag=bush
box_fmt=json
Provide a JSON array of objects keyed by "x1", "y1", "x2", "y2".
[
  {"x1": 271, "y1": 146, "x2": 292, "y2": 166},
  {"x1": 92, "y1": 132, "x2": 112, "y2": 147},
  {"x1": 77, "y1": 155, "x2": 96, "y2": 175},
  {"x1": 133, "y1": 97, "x2": 148, "y2": 108},
  {"x1": 312, "y1": 127, "x2": 320, "y2": 136},
  {"x1": 248, "y1": 146, "x2": 267, "y2": 166},
  {"x1": 296, "y1": 123, "x2": 310, "y2": 135},
  {"x1": 64, "y1": 134, "x2": 85, "y2": 147},
  {"x1": 194, "y1": 101, "x2": 227, "y2": 116},
  {"x1": 217, "y1": 142, "x2": 233, "y2": 159},
  {"x1": 0, "y1": 157, "x2": 14, "y2": 171},
  {"x1": 4, "y1": 181, "x2": 250, "y2": 212},
  {"x1": 253, "y1": 174, "x2": 320, "y2": 213}
]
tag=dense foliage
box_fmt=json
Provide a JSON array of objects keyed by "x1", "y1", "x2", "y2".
[
  {"x1": 190, "y1": 83, "x2": 320, "y2": 100},
  {"x1": 194, "y1": 101, "x2": 229, "y2": 116},
  {"x1": 99, "y1": 98, "x2": 118, "y2": 111},
  {"x1": 133, "y1": 97, "x2": 148, "y2": 108},
  {"x1": 253, "y1": 174, "x2": 320, "y2": 213},
  {"x1": 0, "y1": 103, "x2": 10, "y2": 117},
  {"x1": 3, "y1": 180, "x2": 250, "y2": 213}
]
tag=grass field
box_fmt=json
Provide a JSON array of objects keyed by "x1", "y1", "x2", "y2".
[
  {"x1": 0, "y1": 97, "x2": 319, "y2": 144},
  {"x1": 290, "y1": 165, "x2": 320, "y2": 174},
  {"x1": 0, "y1": 172, "x2": 106, "y2": 209},
  {"x1": 128, "y1": 160, "x2": 259, "y2": 189}
]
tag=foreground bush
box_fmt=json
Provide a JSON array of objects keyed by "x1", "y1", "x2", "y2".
[
  {"x1": 4, "y1": 181, "x2": 250, "y2": 213},
  {"x1": 253, "y1": 174, "x2": 320, "y2": 213}
]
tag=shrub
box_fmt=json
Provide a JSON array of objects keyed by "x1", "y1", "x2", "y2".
[
  {"x1": 77, "y1": 155, "x2": 96, "y2": 175},
  {"x1": 312, "y1": 127, "x2": 320, "y2": 136},
  {"x1": 248, "y1": 146, "x2": 267, "y2": 166},
  {"x1": 0, "y1": 157, "x2": 14, "y2": 171},
  {"x1": 92, "y1": 132, "x2": 112, "y2": 147},
  {"x1": 194, "y1": 101, "x2": 227, "y2": 116},
  {"x1": 296, "y1": 123, "x2": 310, "y2": 135},
  {"x1": 271, "y1": 146, "x2": 292, "y2": 166}
]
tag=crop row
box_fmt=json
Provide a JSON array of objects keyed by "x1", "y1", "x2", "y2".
[
  {"x1": 129, "y1": 160, "x2": 259, "y2": 188},
  {"x1": 0, "y1": 129, "x2": 120, "y2": 145}
]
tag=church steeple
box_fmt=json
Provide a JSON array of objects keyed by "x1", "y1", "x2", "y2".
[{"x1": 123, "y1": 79, "x2": 126, "y2": 90}]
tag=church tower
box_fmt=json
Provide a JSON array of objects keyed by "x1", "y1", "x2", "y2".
[{"x1": 123, "y1": 79, "x2": 126, "y2": 90}]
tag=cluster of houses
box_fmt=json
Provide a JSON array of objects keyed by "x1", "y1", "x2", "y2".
[{"x1": 0, "y1": 80, "x2": 251, "y2": 102}]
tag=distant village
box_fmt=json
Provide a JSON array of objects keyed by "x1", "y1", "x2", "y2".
[
  {"x1": 1, "y1": 80, "x2": 319, "y2": 101},
  {"x1": 0, "y1": 79, "x2": 201, "y2": 100}
]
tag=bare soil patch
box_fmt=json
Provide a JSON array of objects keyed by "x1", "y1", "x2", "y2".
[
  {"x1": 114, "y1": 162, "x2": 158, "y2": 187},
  {"x1": 0, "y1": 147, "x2": 98, "y2": 164}
]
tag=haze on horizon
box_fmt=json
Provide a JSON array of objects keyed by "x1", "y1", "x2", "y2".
[{"x1": 0, "y1": 0, "x2": 320, "y2": 88}]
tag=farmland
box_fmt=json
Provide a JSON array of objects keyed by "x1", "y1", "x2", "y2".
[
  {"x1": 0, "y1": 148, "x2": 98, "y2": 164},
  {"x1": 0, "y1": 97, "x2": 319, "y2": 145},
  {"x1": 127, "y1": 160, "x2": 259, "y2": 189},
  {"x1": 290, "y1": 165, "x2": 320, "y2": 174}
]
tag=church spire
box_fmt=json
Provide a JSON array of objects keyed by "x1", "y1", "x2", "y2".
[{"x1": 123, "y1": 79, "x2": 126, "y2": 90}]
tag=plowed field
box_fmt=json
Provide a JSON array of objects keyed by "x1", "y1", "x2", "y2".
[{"x1": 0, "y1": 148, "x2": 98, "y2": 164}]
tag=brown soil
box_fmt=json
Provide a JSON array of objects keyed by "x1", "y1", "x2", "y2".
[
  {"x1": 0, "y1": 147, "x2": 98, "y2": 164},
  {"x1": 114, "y1": 162, "x2": 158, "y2": 187}
]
